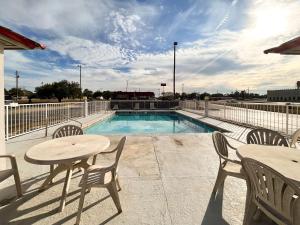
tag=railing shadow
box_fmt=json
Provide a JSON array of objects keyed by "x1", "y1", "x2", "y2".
[
  {"x1": 201, "y1": 185, "x2": 230, "y2": 225},
  {"x1": 0, "y1": 171, "x2": 121, "y2": 225}
]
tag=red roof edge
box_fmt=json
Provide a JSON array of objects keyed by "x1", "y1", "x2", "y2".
[
  {"x1": 0, "y1": 26, "x2": 46, "y2": 50},
  {"x1": 264, "y1": 36, "x2": 300, "y2": 54}
]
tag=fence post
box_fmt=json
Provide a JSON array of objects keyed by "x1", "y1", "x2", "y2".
[
  {"x1": 204, "y1": 96, "x2": 209, "y2": 117},
  {"x1": 286, "y1": 103, "x2": 290, "y2": 135},
  {"x1": 67, "y1": 103, "x2": 70, "y2": 121},
  {"x1": 5, "y1": 106, "x2": 8, "y2": 140},
  {"x1": 246, "y1": 104, "x2": 249, "y2": 124},
  {"x1": 45, "y1": 104, "x2": 48, "y2": 137},
  {"x1": 84, "y1": 98, "x2": 88, "y2": 117},
  {"x1": 223, "y1": 103, "x2": 226, "y2": 120}
]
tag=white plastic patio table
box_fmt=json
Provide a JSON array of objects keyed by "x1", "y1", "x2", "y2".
[
  {"x1": 237, "y1": 144, "x2": 300, "y2": 185},
  {"x1": 25, "y1": 135, "x2": 110, "y2": 212}
]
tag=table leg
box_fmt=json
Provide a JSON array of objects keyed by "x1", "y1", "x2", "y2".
[
  {"x1": 40, "y1": 164, "x2": 69, "y2": 191},
  {"x1": 59, "y1": 167, "x2": 73, "y2": 212}
]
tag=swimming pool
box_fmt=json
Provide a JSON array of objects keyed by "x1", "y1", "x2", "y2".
[{"x1": 85, "y1": 112, "x2": 216, "y2": 134}]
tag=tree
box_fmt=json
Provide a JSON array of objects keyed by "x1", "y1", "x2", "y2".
[
  {"x1": 83, "y1": 89, "x2": 93, "y2": 99},
  {"x1": 102, "y1": 91, "x2": 112, "y2": 100},
  {"x1": 93, "y1": 90, "x2": 102, "y2": 99},
  {"x1": 35, "y1": 83, "x2": 54, "y2": 99},
  {"x1": 8, "y1": 88, "x2": 25, "y2": 97},
  {"x1": 35, "y1": 80, "x2": 81, "y2": 102}
]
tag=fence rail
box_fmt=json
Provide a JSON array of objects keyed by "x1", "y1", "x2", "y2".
[
  {"x1": 180, "y1": 100, "x2": 300, "y2": 136},
  {"x1": 7, "y1": 99, "x2": 300, "y2": 139},
  {"x1": 5, "y1": 101, "x2": 110, "y2": 140}
]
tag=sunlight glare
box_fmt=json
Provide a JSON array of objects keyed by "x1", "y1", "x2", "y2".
[{"x1": 250, "y1": 5, "x2": 288, "y2": 38}]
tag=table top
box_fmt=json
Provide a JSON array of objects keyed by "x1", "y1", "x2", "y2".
[
  {"x1": 237, "y1": 144, "x2": 300, "y2": 184},
  {"x1": 25, "y1": 135, "x2": 110, "y2": 165}
]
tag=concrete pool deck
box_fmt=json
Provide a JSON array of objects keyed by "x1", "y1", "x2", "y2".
[{"x1": 0, "y1": 111, "x2": 272, "y2": 225}]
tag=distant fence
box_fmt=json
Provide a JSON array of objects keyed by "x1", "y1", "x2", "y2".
[
  {"x1": 5, "y1": 101, "x2": 110, "y2": 140},
  {"x1": 110, "y1": 100, "x2": 179, "y2": 110},
  {"x1": 180, "y1": 100, "x2": 300, "y2": 136}
]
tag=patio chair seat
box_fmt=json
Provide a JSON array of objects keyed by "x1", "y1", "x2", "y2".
[
  {"x1": 223, "y1": 161, "x2": 244, "y2": 177},
  {"x1": 0, "y1": 169, "x2": 14, "y2": 182},
  {"x1": 79, "y1": 166, "x2": 112, "y2": 186}
]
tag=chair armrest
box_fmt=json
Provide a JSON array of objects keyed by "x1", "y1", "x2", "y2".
[
  {"x1": 0, "y1": 155, "x2": 18, "y2": 169},
  {"x1": 227, "y1": 142, "x2": 237, "y2": 151},
  {"x1": 0, "y1": 154, "x2": 15, "y2": 159},
  {"x1": 99, "y1": 147, "x2": 118, "y2": 154},
  {"x1": 219, "y1": 153, "x2": 241, "y2": 164}
]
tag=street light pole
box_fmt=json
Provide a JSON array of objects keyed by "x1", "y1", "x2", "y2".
[
  {"x1": 78, "y1": 65, "x2": 82, "y2": 96},
  {"x1": 173, "y1": 42, "x2": 177, "y2": 99},
  {"x1": 15, "y1": 70, "x2": 19, "y2": 101}
]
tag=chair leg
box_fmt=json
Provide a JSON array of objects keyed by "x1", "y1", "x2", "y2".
[
  {"x1": 116, "y1": 176, "x2": 121, "y2": 191},
  {"x1": 212, "y1": 169, "x2": 227, "y2": 196},
  {"x1": 13, "y1": 171, "x2": 22, "y2": 197},
  {"x1": 107, "y1": 181, "x2": 122, "y2": 213},
  {"x1": 92, "y1": 155, "x2": 97, "y2": 165},
  {"x1": 243, "y1": 200, "x2": 257, "y2": 225},
  {"x1": 75, "y1": 182, "x2": 88, "y2": 225}
]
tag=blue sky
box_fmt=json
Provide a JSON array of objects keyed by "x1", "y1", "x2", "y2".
[{"x1": 1, "y1": 0, "x2": 300, "y2": 95}]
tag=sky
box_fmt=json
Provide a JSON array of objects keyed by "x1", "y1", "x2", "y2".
[{"x1": 1, "y1": 0, "x2": 300, "y2": 95}]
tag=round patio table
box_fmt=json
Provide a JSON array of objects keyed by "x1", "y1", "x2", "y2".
[
  {"x1": 237, "y1": 144, "x2": 300, "y2": 185},
  {"x1": 25, "y1": 135, "x2": 110, "y2": 212}
]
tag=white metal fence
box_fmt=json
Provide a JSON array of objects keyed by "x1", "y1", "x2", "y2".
[
  {"x1": 180, "y1": 100, "x2": 300, "y2": 136},
  {"x1": 7, "y1": 99, "x2": 299, "y2": 139},
  {"x1": 5, "y1": 101, "x2": 110, "y2": 140}
]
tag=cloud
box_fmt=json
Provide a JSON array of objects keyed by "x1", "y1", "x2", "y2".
[{"x1": 1, "y1": 0, "x2": 300, "y2": 95}]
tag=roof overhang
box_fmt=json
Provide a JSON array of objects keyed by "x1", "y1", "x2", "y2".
[
  {"x1": 0, "y1": 26, "x2": 45, "y2": 50},
  {"x1": 264, "y1": 36, "x2": 300, "y2": 55}
]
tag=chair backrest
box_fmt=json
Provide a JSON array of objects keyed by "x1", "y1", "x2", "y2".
[
  {"x1": 52, "y1": 125, "x2": 83, "y2": 139},
  {"x1": 212, "y1": 131, "x2": 229, "y2": 159},
  {"x1": 242, "y1": 158, "x2": 300, "y2": 225},
  {"x1": 150, "y1": 102, "x2": 155, "y2": 108},
  {"x1": 291, "y1": 128, "x2": 300, "y2": 148},
  {"x1": 134, "y1": 103, "x2": 139, "y2": 109},
  {"x1": 113, "y1": 136, "x2": 127, "y2": 169},
  {"x1": 246, "y1": 128, "x2": 289, "y2": 147}
]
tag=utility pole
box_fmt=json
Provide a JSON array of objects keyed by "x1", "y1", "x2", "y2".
[
  {"x1": 15, "y1": 71, "x2": 19, "y2": 101},
  {"x1": 182, "y1": 83, "x2": 184, "y2": 94},
  {"x1": 173, "y1": 42, "x2": 178, "y2": 99},
  {"x1": 126, "y1": 80, "x2": 128, "y2": 92},
  {"x1": 78, "y1": 64, "x2": 82, "y2": 95}
]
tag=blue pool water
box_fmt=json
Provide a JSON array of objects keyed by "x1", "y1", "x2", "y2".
[{"x1": 85, "y1": 112, "x2": 216, "y2": 134}]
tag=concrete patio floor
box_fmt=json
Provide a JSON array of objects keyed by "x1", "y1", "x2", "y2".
[{"x1": 0, "y1": 131, "x2": 276, "y2": 225}]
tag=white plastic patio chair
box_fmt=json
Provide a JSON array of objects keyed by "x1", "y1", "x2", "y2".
[
  {"x1": 0, "y1": 155, "x2": 22, "y2": 197},
  {"x1": 290, "y1": 128, "x2": 300, "y2": 148},
  {"x1": 50, "y1": 125, "x2": 83, "y2": 175},
  {"x1": 212, "y1": 131, "x2": 245, "y2": 196},
  {"x1": 133, "y1": 103, "x2": 140, "y2": 110},
  {"x1": 75, "y1": 136, "x2": 126, "y2": 225},
  {"x1": 150, "y1": 102, "x2": 156, "y2": 110},
  {"x1": 242, "y1": 158, "x2": 300, "y2": 225},
  {"x1": 246, "y1": 128, "x2": 289, "y2": 147},
  {"x1": 112, "y1": 104, "x2": 119, "y2": 110}
]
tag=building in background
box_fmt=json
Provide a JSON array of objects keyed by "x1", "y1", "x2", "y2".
[
  {"x1": 267, "y1": 81, "x2": 300, "y2": 102},
  {"x1": 111, "y1": 91, "x2": 155, "y2": 100}
]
